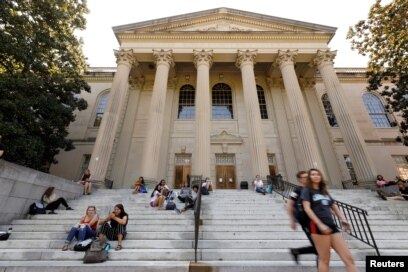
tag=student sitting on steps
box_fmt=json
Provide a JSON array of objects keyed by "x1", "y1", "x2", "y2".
[
  {"x1": 98, "y1": 204, "x2": 128, "y2": 251},
  {"x1": 42, "y1": 187, "x2": 73, "y2": 214},
  {"x1": 62, "y1": 206, "x2": 99, "y2": 251}
]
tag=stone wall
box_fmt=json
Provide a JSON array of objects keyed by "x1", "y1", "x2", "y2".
[{"x1": 0, "y1": 160, "x2": 83, "y2": 225}]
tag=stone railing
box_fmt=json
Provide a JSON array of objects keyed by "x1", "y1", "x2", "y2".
[{"x1": 0, "y1": 160, "x2": 83, "y2": 225}]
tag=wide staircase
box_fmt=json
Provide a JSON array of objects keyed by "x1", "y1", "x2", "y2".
[{"x1": 0, "y1": 188, "x2": 407, "y2": 271}]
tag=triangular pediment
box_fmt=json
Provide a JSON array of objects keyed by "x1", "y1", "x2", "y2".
[
  {"x1": 113, "y1": 7, "x2": 336, "y2": 35},
  {"x1": 211, "y1": 130, "x2": 243, "y2": 145}
]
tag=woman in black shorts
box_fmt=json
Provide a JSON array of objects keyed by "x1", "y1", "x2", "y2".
[{"x1": 301, "y1": 168, "x2": 356, "y2": 272}]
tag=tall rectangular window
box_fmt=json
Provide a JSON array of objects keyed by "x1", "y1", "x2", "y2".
[{"x1": 393, "y1": 156, "x2": 408, "y2": 180}]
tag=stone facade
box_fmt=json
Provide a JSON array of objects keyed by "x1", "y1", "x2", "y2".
[{"x1": 50, "y1": 8, "x2": 408, "y2": 188}]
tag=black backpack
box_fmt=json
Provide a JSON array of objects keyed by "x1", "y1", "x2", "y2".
[
  {"x1": 29, "y1": 202, "x2": 47, "y2": 215},
  {"x1": 74, "y1": 238, "x2": 93, "y2": 251},
  {"x1": 165, "y1": 191, "x2": 176, "y2": 210}
]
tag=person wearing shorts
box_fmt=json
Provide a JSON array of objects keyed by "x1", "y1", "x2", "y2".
[{"x1": 301, "y1": 168, "x2": 356, "y2": 272}]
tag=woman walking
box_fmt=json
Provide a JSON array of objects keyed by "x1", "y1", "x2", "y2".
[{"x1": 301, "y1": 168, "x2": 356, "y2": 272}]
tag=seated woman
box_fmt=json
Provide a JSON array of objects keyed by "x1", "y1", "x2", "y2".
[
  {"x1": 376, "y1": 175, "x2": 395, "y2": 187},
  {"x1": 253, "y1": 175, "x2": 266, "y2": 195},
  {"x1": 62, "y1": 206, "x2": 99, "y2": 251},
  {"x1": 150, "y1": 180, "x2": 167, "y2": 208},
  {"x1": 42, "y1": 187, "x2": 73, "y2": 214},
  {"x1": 99, "y1": 204, "x2": 128, "y2": 251},
  {"x1": 79, "y1": 169, "x2": 92, "y2": 195},
  {"x1": 132, "y1": 176, "x2": 145, "y2": 194},
  {"x1": 178, "y1": 181, "x2": 192, "y2": 203},
  {"x1": 201, "y1": 178, "x2": 213, "y2": 195},
  {"x1": 378, "y1": 181, "x2": 408, "y2": 201}
]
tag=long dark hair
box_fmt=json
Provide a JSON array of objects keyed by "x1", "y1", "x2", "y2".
[
  {"x1": 115, "y1": 204, "x2": 127, "y2": 218},
  {"x1": 306, "y1": 168, "x2": 329, "y2": 195},
  {"x1": 139, "y1": 176, "x2": 145, "y2": 185},
  {"x1": 43, "y1": 187, "x2": 55, "y2": 198}
]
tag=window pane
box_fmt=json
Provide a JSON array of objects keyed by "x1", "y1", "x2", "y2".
[
  {"x1": 362, "y1": 93, "x2": 391, "y2": 128},
  {"x1": 321, "y1": 94, "x2": 338, "y2": 127},
  {"x1": 257, "y1": 85, "x2": 268, "y2": 119},
  {"x1": 393, "y1": 156, "x2": 408, "y2": 180},
  {"x1": 94, "y1": 92, "x2": 110, "y2": 127},
  {"x1": 212, "y1": 83, "x2": 233, "y2": 119},
  {"x1": 178, "y1": 85, "x2": 195, "y2": 120}
]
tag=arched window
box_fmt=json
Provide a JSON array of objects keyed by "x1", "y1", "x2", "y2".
[
  {"x1": 257, "y1": 85, "x2": 268, "y2": 119},
  {"x1": 362, "y1": 93, "x2": 391, "y2": 128},
  {"x1": 212, "y1": 83, "x2": 233, "y2": 119},
  {"x1": 93, "y1": 92, "x2": 110, "y2": 127},
  {"x1": 321, "y1": 93, "x2": 338, "y2": 127},
  {"x1": 178, "y1": 84, "x2": 195, "y2": 119}
]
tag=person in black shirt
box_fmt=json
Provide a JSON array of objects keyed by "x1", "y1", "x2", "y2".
[
  {"x1": 98, "y1": 204, "x2": 128, "y2": 251},
  {"x1": 287, "y1": 171, "x2": 317, "y2": 264},
  {"x1": 301, "y1": 168, "x2": 356, "y2": 272},
  {"x1": 378, "y1": 181, "x2": 408, "y2": 200}
]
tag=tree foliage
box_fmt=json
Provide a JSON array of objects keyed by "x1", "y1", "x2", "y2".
[
  {"x1": 347, "y1": 0, "x2": 408, "y2": 143},
  {"x1": 0, "y1": 0, "x2": 90, "y2": 171}
]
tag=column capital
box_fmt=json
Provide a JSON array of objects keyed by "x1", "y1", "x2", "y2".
[
  {"x1": 153, "y1": 49, "x2": 175, "y2": 68},
  {"x1": 311, "y1": 50, "x2": 337, "y2": 68},
  {"x1": 114, "y1": 49, "x2": 137, "y2": 67},
  {"x1": 275, "y1": 49, "x2": 298, "y2": 68},
  {"x1": 235, "y1": 50, "x2": 257, "y2": 68},
  {"x1": 193, "y1": 50, "x2": 213, "y2": 68},
  {"x1": 299, "y1": 78, "x2": 316, "y2": 89},
  {"x1": 266, "y1": 77, "x2": 283, "y2": 88}
]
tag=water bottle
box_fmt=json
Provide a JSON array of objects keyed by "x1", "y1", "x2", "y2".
[{"x1": 104, "y1": 243, "x2": 110, "y2": 251}]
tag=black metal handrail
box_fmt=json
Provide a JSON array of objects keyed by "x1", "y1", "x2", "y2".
[
  {"x1": 269, "y1": 176, "x2": 380, "y2": 256},
  {"x1": 193, "y1": 179, "x2": 203, "y2": 263}
]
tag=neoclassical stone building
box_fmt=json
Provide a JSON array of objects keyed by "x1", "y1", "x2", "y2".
[{"x1": 50, "y1": 8, "x2": 408, "y2": 188}]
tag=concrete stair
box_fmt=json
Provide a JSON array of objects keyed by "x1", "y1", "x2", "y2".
[{"x1": 0, "y1": 188, "x2": 407, "y2": 271}]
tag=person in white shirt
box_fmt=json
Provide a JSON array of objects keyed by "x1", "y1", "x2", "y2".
[
  {"x1": 42, "y1": 187, "x2": 73, "y2": 214},
  {"x1": 253, "y1": 175, "x2": 266, "y2": 195}
]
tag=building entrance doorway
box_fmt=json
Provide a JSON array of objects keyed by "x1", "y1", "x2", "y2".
[
  {"x1": 215, "y1": 154, "x2": 236, "y2": 189},
  {"x1": 174, "y1": 154, "x2": 191, "y2": 189}
]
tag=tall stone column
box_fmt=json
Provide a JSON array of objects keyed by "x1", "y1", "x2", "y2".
[
  {"x1": 236, "y1": 50, "x2": 270, "y2": 179},
  {"x1": 276, "y1": 50, "x2": 326, "y2": 174},
  {"x1": 89, "y1": 49, "x2": 136, "y2": 181},
  {"x1": 312, "y1": 50, "x2": 376, "y2": 182},
  {"x1": 267, "y1": 78, "x2": 299, "y2": 181},
  {"x1": 192, "y1": 50, "x2": 213, "y2": 178},
  {"x1": 140, "y1": 50, "x2": 174, "y2": 180}
]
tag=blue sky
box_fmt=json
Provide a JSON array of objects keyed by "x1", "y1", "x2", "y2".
[{"x1": 80, "y1": 0, "x2": 378, "y2": 67}]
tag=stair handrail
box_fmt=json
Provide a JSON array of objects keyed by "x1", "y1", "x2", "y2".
[
  {"x1": 193, "y1": 178, "x2": 203, "y2": 263},
  {"x1": 268, "y1": 176, "x2": 380, "y2": 256}
]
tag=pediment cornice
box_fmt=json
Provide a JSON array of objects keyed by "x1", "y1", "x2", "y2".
[
  {"x1": 211, "y1": 130, "x2": 243, "y2": 145},
  {"x1": 113, "y1": 8, "x2": 336, "y2": 43}
]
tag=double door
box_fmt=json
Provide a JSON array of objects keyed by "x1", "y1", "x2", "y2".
[{"x1": 216, "y1": 165, "x2": 236, "y2": 189}]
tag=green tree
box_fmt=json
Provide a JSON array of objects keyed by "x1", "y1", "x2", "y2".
[
  {"x1": 347, "y1": 0, "x2": 408, "y2": 143},
  {"x1": 0, "y1": 0, "x2": 90, "y2": 171}
]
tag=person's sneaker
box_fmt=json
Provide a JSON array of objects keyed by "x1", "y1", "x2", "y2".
[
  {"x1": 87, "y1": 193, "x2": 91, "y2": 195},
  {"x1": 66, "y1": 207, "x2": 74, "y2": 210},
  {"x1": 290, "y1": 248, "x2": 299, "y2": 264},
  {"x1": 62, "y1": 244, "x2": 69, "y2": 251},
  {"x1": 48, "y1": 210, "x2": 57, "y2": 214},
  {"x1": 377, "y1": 190, "x2": 387, "y2": 200}
]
